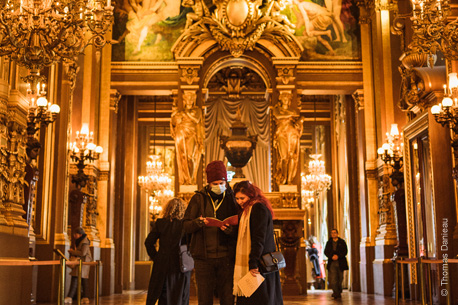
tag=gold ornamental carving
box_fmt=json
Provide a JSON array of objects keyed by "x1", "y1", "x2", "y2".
[
  {"x1": 276, "y1": 66, "x2": 295, "y2": 85},
  {"x1": 175, "y1": 0, "x2": 298, "y2": 57},
  {"x1": 180, "y1": 66, "x2": 200, "y2": 85}
]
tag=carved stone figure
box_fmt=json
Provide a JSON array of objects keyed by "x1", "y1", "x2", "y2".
[
  {"x1": 273, "y1": 92, "x2": 303, "y2": 185},
  {"x1": 182, "y1": 0, "x2": 208, "y2": 30},
  {"x1": 171, "y1": 91, "x2": 204, "y2": 185}
]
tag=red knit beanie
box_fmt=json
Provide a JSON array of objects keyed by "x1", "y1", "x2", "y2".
[{"x1": 206, "y1": 160, "x2": 227, "y2": 183}]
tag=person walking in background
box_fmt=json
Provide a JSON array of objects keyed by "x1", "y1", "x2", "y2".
[
  {"x1": 324, "y1": 228, "x2": 348, "y2": 299},
  {"x1": 232, "y1": 181, "x2": 283, "y2": 305},
  {"x1": 145, "y1": 198, "x2": 191, "y2": 305},
  {"x1": 183, "y1": 160, "x2": 239, "y2": 305},
  {"x1": 65, "y1": 227, "x2": 92, "y2": 304}
]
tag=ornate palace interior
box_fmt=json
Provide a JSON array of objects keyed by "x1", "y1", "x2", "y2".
[{"x1": 0, "y1": 0, "x2": 457, "y2": 304}]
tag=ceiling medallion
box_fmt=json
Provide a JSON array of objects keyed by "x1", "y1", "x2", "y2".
[{"x1": 179, "y1": 0, "x2": 296, "y2": 57}]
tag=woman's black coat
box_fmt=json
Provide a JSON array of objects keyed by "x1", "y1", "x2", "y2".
[
  {"x1": 237, "y1": 202, "x2": 283, "y2": 305},
  {"x1": 145, "y1": 218, "x2": 191, "y2": 305}
]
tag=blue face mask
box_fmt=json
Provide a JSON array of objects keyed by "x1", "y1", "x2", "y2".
[{"x1": 211, "y1": 184, "x2": 226, "y2": 195}]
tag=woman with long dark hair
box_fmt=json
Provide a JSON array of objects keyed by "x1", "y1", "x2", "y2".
[
  {"x1": 232, "y1": 181, "x2": 283, "y2": 305},
  {"x1": 145, "y1": 198, "x2": 191, "y2": 305}
]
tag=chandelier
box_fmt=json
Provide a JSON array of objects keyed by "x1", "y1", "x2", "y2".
[
  {"x1": 69, "y1": 124, "x2": 103, "y2": 187},
  {"x1": 377, "y1": 124, "x2": 404, "y2": 185},
  {"x1": 0, "y1": 0, "x2": 114, "y2": 71},
  {"x1": 138, "y1": 155, "x2": 172, "y2": 194},
  {"x1": 26, "y1": 81, "x2": 60, "y2": 138},
  {"x1": 302, "y1": 154, "x2": 331, "y2": 197},
  {"x1": 407, "y1": 0, "x2": 458, "y2": 63},
  {"x1": 431, "y1": 73, "x2": 458, "y2": 132}
]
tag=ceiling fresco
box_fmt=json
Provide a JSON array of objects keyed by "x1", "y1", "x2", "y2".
[{"x1": 112, "y1": 0, "x2": 360, "y2": 61}]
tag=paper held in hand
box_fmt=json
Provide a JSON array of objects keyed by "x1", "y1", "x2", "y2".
[
  {"x1": 237, "y1": 272, "x2": 265, "y2": 297},
  {"x1": 205, "y1": 215, "x2": 238, "y2": 228}
]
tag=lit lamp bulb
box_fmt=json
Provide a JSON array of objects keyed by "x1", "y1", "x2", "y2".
[
  {"x1": 382, "y1": 143, "x2": 390, "y2": 152},
  {"x1": 448, "y1": 72, "x2": 458, "y2": 90},
  {"x1": 95, "y1": 146, "x2": 103, "y2": 154},
  {"x1": 442, "y1": 96, "x2": 453, "y2": 107},
  {"x1": 50, "y1": 104, "x2": 60, "y2": 114},
  {"x1": 377, "y1": 147, "x2": 385, "y2": 155},
  {"x1": 390, "y1": 124, "x2": 399, "y2": 137},
  {"x1": 36, "y1": 96, "x2": 48, "y2": 107},
  {"x1": 431, "y1": 104, "x2": 441, "y2": 114},
  {"x1": 87, "y1": 143, "x2": 96, "y2": 151}
]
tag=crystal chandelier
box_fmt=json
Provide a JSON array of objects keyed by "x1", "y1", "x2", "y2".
[
  {"x1": 300, "y1": 185, "x2": 315, "y2": 209},
  {"x1": 69, "y1": 124, "x2": 103, "y2": 187},
  {"x1": 138, "y1": 155, "x2": 172, "y2": 193},
  {"x1": 302, "y1": 154, "x2": 331, "y2": 197},
  {"x1": 0, "y1": 0, "x2": 114, "y2": 71},
  {"x1": 148, "y1": 195, "x2": 162, "y2": 219}
]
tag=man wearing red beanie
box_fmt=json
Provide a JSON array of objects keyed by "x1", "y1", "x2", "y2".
[{"x1": 183, "y1": 160, "x2": 239, "y2": 305}]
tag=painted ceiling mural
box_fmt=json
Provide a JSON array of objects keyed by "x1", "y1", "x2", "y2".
[{"x1": 111, "y1": 0, "x2": 360, "y2": 61}]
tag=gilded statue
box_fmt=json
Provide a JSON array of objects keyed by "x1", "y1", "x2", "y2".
[
  {"x1": 170, "y1": 91, "x2": 204, "y2": 185},
  {"x1": 273, "y1": 92, "x2": 304, "y2": 185}
]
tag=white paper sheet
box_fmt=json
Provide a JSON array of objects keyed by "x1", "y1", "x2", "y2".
[{"x1": 237, "y1": 272, "x2": 265, "y2": 297}]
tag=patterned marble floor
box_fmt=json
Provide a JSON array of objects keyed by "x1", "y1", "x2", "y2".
[{"x1": 53, "y1": 290, "x2": 420, "y2": 305}]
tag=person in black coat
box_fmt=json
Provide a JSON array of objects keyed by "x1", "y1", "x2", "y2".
[
  {"x1": 183, "y1": 161, "x2": 239, "y2": 305},
  {"x1": 232, "y1": 181, "x2": 283, "y2": 305},
  {"x1": 145, "y1": 198, "x2": 191, "y2": 305},
  {"x1": 324, "y1": 228, "x2": 348, "y2": 299}
]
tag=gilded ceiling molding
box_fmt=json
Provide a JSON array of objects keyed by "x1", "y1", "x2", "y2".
[{"x1": 173, "y1": 0, "x2": 302, "y2": 58}]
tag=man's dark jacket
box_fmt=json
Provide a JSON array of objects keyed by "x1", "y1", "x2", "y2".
[
  {"x1": 324, "y1": 237, "x2": 349, "y2": 271},
  {"x1": 182, "y1": 185, "x2": 238, "y2": 260}
]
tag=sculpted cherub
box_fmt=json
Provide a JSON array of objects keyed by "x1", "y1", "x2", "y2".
[{"x1": 182, "y1": 0, "x2": 210, "y2": 29}]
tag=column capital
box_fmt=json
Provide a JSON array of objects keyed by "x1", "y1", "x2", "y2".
[{"x1": 352, "y1": 89, "x2": 364, "y2": 111}]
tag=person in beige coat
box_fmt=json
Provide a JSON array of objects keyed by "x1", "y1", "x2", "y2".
[{"x1": 65, "y1": 227, "x2": 93, "y2": 304}]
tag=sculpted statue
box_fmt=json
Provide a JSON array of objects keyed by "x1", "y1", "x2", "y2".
[
  {"x1": 171, "y1": 91, "x2": 204, "y2": 185},
  {"x1": 273, "y1": 92, "x2": 303, "y2": 185}
]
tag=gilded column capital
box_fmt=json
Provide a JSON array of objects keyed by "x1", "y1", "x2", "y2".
[
  {"x1": 180, "y1": 66, "x2": 200, "y2": 86},
  {"x1": 356, "y1": 0, "x2": 375, "y2": 24},
  {"x1": 276, "y1": 66, "x2": 296, "y2": 86},
  {"x1": 63, "y1": 59, "x2": 80, "y2": 92},
  {"x1": 109, "y1": 90, "x2": 121, "y2": 114},
  {"x1": 352, "y1": 89, "x2": 364, "y2": 111}
]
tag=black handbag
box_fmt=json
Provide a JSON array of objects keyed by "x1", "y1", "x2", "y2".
[
  {"x1": 258, "y1": 232, "x2": 286, "y2": 274},
  {"x1": 179, "y1": 236, "x2": 194, "y2": 273}
]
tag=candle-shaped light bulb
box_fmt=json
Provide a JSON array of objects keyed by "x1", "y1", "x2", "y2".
[
  {"x1": 390, "y1": 124, "x2": 399, "y2": 136},
  {"x1": 81, "y1": 123, "x2": 89, "y2": 136}
]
